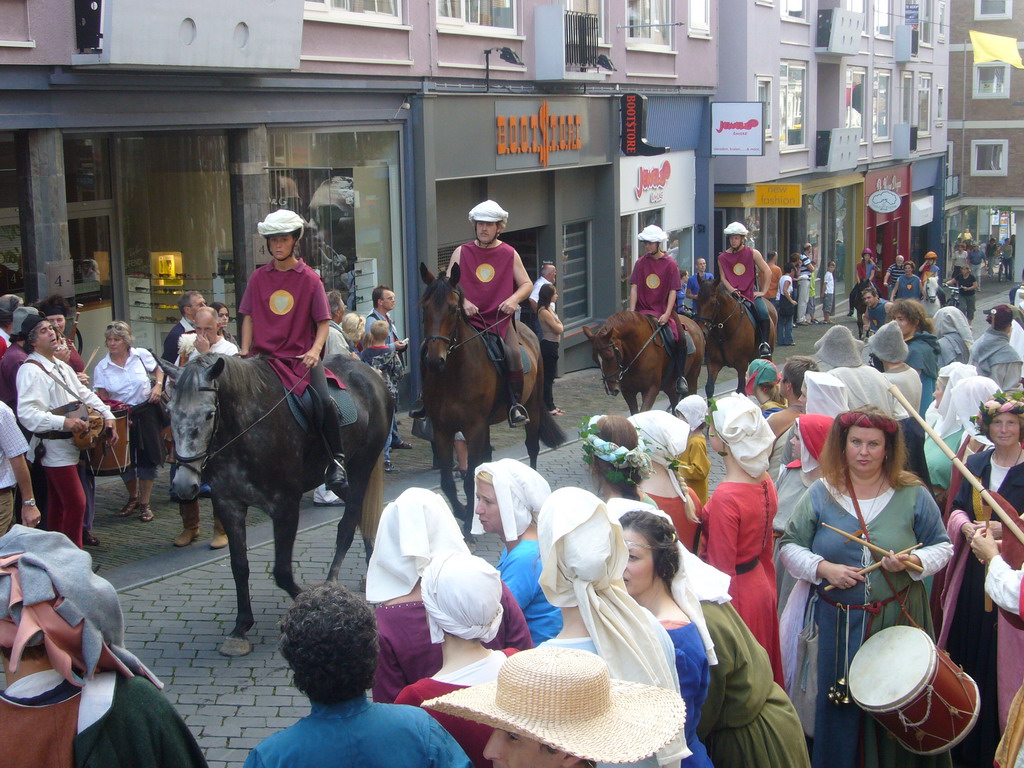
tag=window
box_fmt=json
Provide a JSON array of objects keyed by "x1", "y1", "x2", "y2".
[
  {"x1": 901, "y1": 71, "x2": 914, "y2": 123},
  {"x1": 845, "y1": 0, "x2": 864, "y2": 11},
  {"x1": 976, "y1": 0, "x2": 1012, "y2": 19},
  {"x1": 874, "y1": 0, "x2": 890, "y2": 36},
  {"x1": 919, "y1": 0, "x2": 932, "y2": 45},
  {"x1": 936, "y1": 85, "x2": 944, "y2": 122},
  {"x1": 873, "y1": 70, "x2": 891, "y2": 139},
  {"x1": 439, "y1": 0, "x2": 515, "y2": 30},
  {"x1": 975, "y1": 63, "x2": 1011, "y2": 98},
  {"x1": 305, "y1": 0, "x2": 401, "y2": 22},
  {"x1": 917, "y1": 74, "x2": 931, "y2": 134},
  {"x1": 757, "y1": 76, "x2": 773, "y2": 140},
  {"x1": 780, "y1": 61, "x2": 806, "y2": 148},
  {"x1": 627, "y1": 0, "x2": 670, "y2": 45},
  {"x1": 569, "y1": 0, "x2": 604, "y2": 38},
  {"x1": 562, "y1": 220, "x2": 590, "y2": 322},
  {"x1": 937, "y1": 0, "x2": 946, "y2": 41},
  {"x1": 972, "y1": 140, "x2": 1008, "y2": 175},
  {"x1": 689, "y1": 0, "x2": 710, "y2": 36},
  {"x1": 846, "y1": 67, "x2": 866, "y2": 140},
  {"x1": 782, "y1": 0, "x2": 805, "y2": 20}
]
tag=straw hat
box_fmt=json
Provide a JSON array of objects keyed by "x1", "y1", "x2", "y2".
[{"x1": 423, "y1": 647, "x2": 686, "y2": 764}]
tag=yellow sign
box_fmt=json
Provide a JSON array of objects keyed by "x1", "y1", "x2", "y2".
[{"x1": 754, "y1": 184, "x2": 802, "y2": 208}]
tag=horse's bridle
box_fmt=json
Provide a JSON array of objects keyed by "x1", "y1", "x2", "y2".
[
  {"x1": 172, "y1": 384, "x2": 220, "y2": 470},
  {"x1": 596, "y1": 340, "x2": 625, "y2": 393}
]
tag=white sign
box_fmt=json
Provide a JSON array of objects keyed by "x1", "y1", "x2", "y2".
[
  {"x1": 868, "y1": 189, "x2": 901, "y2": 214},
  {"x1": 46, "y1": 259, "x2": 75, "y2": 299},
  {"x1": 619, "y1": 151, "x2": 695, "y2": 227},
  {"x1": 710, "y1": 102, "x2": 765, "y2": 156}
]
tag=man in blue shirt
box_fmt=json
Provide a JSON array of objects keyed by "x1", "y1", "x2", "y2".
[
  {"x1": 862, "y1": 284, "x2": 889, "y2": 334},
  {"x1": 684, "y1": 257, "x2": 714, "y2": 311},
  {"x1": 243, "y1": 584, "x2": 471, "y2": 768}
]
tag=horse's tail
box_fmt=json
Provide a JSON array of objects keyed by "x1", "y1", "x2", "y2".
[
  {"x1": 359, "y1": 451, "x2": 385, "y2": 546},
  {"x1": 538, "y1": 407, "x2": 566, "y2": 449}
]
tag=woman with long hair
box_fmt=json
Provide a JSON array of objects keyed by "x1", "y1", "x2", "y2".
[
  {"x1": 890, "y1": 298, "x2": 941, "y2": 414},
  {"x1": 780, "y1": 407, "x2": 952, "y2": 768},
  {"x1": 536, "y1": 282, "x2": 563, "y2": 416}
]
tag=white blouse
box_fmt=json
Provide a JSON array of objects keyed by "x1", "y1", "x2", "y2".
[{"x1": 93, "y1": 348, "x2": 159, "y2": 406}]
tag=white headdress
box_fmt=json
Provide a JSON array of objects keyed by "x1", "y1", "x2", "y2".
[{"x1": 471, "y1": 459, "x2": 551, "y2": 542}]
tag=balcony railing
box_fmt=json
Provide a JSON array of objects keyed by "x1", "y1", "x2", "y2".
[
  {"x1": 564, "y1": 11, "x2": 599, "y2": 70},
  {"x1": 535, "y1": 7, "x2": 605, "y2": 81}
]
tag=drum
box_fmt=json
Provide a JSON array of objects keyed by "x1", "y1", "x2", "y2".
[
  {"x1": 89, "y1": 405, "x2": 130, "y2": 476},
  {"x1": 849, "y1": 625, "x2": 979, "y2": 755}
]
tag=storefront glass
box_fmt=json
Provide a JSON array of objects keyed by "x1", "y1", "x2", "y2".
[
  {"x1": 267, "y1": 128, "x2": 402, "y2": 324},
  {"x1": 114, "y1": 134, "x2": 233, "y2": 352},
  {"x1": 0, "y1": 136, "x2": 24, "y2": 297},
  {"x1": 64, "y1": 137, "x2": 115, "y2": 311}
]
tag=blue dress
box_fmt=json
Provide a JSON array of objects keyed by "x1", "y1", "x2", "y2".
[
  {"x1": 664, "y1": 622, "x2": 713, "y2": 768},
  {"x1": 497, "y1": 540, "x2": 562, "y2": 645}
]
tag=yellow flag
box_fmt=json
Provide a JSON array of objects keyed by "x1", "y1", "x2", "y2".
[{"x1": 970, "y1": 30, "x2": 1024, "y2": 69}]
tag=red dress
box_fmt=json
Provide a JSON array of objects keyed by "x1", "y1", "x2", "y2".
[
  {"x1": 700, "y1": 479, "x2": 784, "y2": 687},
  {"x1": 647, "y1": 490, "x2": 702, "y2": 553}
]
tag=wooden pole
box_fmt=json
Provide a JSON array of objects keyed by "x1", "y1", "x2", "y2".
[
  {"x1": 821, "y1": 522, "x2": 925, "y2": 572},
  {"x1": 888, "y1": 384, "x2": 1024, "y2": 547}
]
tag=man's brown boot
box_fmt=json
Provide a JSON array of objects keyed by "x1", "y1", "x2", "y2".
[
  {"x1": 173, "y1": 501, "x2": 201, "y2": 547},
  {"x1": 209, "y1": 515, "x2": 228, "y2": 550}
]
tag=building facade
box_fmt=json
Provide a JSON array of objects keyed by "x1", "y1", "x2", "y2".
[
  {"x1": 713, "y1": 0, "x2": 949, "y2": 299},
  {"x1": 944, "y1": 0, "x2": 1020, "y2": 279},
  {"x1": 0, "y1": 0, "x2": 718, "y2": 376}
]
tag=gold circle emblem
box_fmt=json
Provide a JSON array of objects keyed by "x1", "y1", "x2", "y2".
[
  {"x1": 732, "y1": 263, "x2": 746, "y2": 276},
  {"x1": 646, "y1": 274, "x2": 661, "y2": 290},
  {"x1": 269, "y1": 290, "x2": 295, "y2": 316},
  {"x1": 476, "y1": 263, "x2": 495, "y2": 283}
]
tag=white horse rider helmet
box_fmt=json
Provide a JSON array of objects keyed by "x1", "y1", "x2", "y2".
[
  {"x1": 257, "y1": 209, "x2": 305, "y2": 240},
  {"x1": 723, "y1": 222, "x2": 749, "y2": 237},
  {"x1": 638, "y1": 224, "x2": 668, "y2": 243},
  {"x1": 468, "y1": 200, "x2": 509, "y2": 225}
]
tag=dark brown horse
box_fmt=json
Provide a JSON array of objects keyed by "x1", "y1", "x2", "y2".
[
  {"x1": 694, "y1": 280, "x2": 778, "y2": 397},
  {"x1": 419, "y1": 263, "x2": 565, "y2": 529},
  {"x1": 851, "y1": 278, "x2": 871, "y2": 338},
  {"x1": 582, "y1": 312, "x2": 705, "y2": 414}
]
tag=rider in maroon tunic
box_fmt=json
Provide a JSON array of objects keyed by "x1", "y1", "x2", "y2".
[
  {"x1": 451, "y1": 200, "x2": 533, "y2": 427},
  {"x1": 718, "y1": 221, "x2": 773, "y2": 359},
  {"x1": 239, "y1": 209, "x2": 347, "y2": 491}
]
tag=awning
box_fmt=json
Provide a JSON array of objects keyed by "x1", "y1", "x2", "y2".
[{"x1": 911, "y1": 196, "x2": 934, "y2": 227}]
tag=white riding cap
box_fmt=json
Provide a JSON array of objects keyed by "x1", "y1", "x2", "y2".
[
  {"x1": 637, "y1": 224, "x2": 668, "y2": 243},
  {"x1": 723, "y1": 221, "x2": 749, "y2": 237},
  {"x1": 468, "y1": 200, "x2": 509, "y2": 224},
  {"x1": 257, "y1": 209, "x2": 305, "y2": 238}
]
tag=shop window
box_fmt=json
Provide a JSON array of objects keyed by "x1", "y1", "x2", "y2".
[
  {"x1": 0, "y1": 136, "x2": 23, "y2": 298},
  {"x1": 874, "y1": 0, "x2": 890, "y2": 36},
  {"x1": 780, "y1": 61, "x2": 806, "y2": 149},
  {"x1": 756, "y1": 76, "x2": 773, "y2": 140},
  {"x1": 976, "y1": 0, "x2": 1011, "y2": 19},
  {"x1": 305, "y1": 0, "x2": 401, "y2": 23},
  {"x1": 689, "y1": 0, "x2": 710, "y2": 37},
  {"x1": 627, "y1": 0, "x2": 671, "y2": 46},
  {"x1": 917, "y1": 74, "x2": 931, "y2": 135},
  {"x1": 972, "y1": 140, "x2": 1008, "y2": 176},
  {"x1": 268, "y1": 128, "x2": 402, "y2": 326},
  {"x1": 846, "y1": 66, "x2": 866, "y2": 141},
  {"x1": 562, "y1": 220, "x2": 591, "y2": 323},
  {"x1": 873, "y1": 70, "x2": 891, "y2": 140},
  {"x1": 781, "y1": 0, "x2": 805, "y2": 20},
  {"x1": 64, "y1": 137, "x2": 114, "y2": 311},
  {"x1": 974, "y1": 63, "x2": 1010, "y2": 99},
  {"x1": 438, "y1": 0, "x2": 515, "y2": 30}
]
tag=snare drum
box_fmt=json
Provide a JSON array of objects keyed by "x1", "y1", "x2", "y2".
[
  {"x1": 89, "y1": 405, "x2": 131, "y2": 476},
  {"x1": 849, "y1": 625, "x2": 979, "y2": 755}
]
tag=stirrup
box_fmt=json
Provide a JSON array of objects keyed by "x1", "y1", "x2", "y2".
[
  {"x1": 758, "y1": 342, "x2": 773, "y2": 359},
  {"x1": 326, "y1": 456, "x2": 349, "y2": 493},
  {"x1": 409, "y1": 398, "x2": 427, "y2": 420},
  {"x1": 675, "y1": 376, "x2": 689, "y2": 396},
  {"x1": 508, "y1": 404, "x2": 530, "y2": 427}
]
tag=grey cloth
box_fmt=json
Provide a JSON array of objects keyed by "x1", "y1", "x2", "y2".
[
  {"x1": 970, "y1": 327, "x2": 1022, "y2": 379},
  {"x1": 813, "y1": 325, "x2": 866, "y2": 369},
  {"x1": 828, "y1": 365, "x2": 909, "y2": 419},
  {"x1": 868, "y1": 321, "x2": 909, "y2": 363},
  {"x1": 937, "y1": 334, "x2": 970, "y2": 367},
  {"x1": 0, "y1": 525, "x2": 160, "y2": 687}
]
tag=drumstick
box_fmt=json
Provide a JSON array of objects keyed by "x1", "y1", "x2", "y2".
[
  {"x1": 821, "y1": 522, "x2": 925, "y2": 573},
  {"x1": 84, "y1": 347, "x2": 99, "y2": 371},
  {"x1": 823, "y1": 544, "x2": 922, "y2": 591},
  {"x1": 888, "y1": 384, "x2": 1024, "y2": 548}
]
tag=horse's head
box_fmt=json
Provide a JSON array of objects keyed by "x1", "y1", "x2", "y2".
[
  {"x1": 419, "y1": 261, "x2": 464, "y2": 373},
  {"x1": 924, "y1": 275, "x2": 939, "y2": 302},
  {"x1": 582, "y1": 323, "x2": 623, "y2": 395},
  {"x1": 693, "y1": 278, "x2": 723, "y2": 331},
  {"x1": 157, "y1": 355, "x2": 225, "y2": 501}
]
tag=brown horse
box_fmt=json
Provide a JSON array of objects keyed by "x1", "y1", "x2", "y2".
[
  {"x1": 694, "y1": 279, "x2": 778, "y2": 397},
  {"x1": 582, "y1": 311, "x2": 705, "y2": 414},
  {"x1": 851, "y1": 278, "x2": 871, "y2": 339},
  {"x1": 418, "y1": 263, "x2": 565, "y2": 530}
]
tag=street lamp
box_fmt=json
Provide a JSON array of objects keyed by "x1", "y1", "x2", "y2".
[{"x1": 484, "y1": 46, "x2": 524, "y2": 92}]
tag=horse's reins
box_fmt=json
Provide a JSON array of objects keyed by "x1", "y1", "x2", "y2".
[
  {"x1": 695, "y1": 287, "x2": 746, "y2": 362},
  {"x1": 599, "y1": 321, "x2": 661, "y2": 386},
  {"x1": 421, "y1": 311, "x2": 510, "y2": 355},
  {"x1": 174, "y1": 361, "x2": 311, "y2": 470}
]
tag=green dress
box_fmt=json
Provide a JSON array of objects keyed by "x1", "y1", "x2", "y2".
[
  {"x1": 924, "y1": 428, "x2": 962, "y2": 491},
  {"x1": 697, "y1": 601, "x2": 810, "y2": 768}
]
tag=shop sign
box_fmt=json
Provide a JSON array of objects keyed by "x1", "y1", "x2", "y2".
[
  {"x1": 620, "y1": 93, "x2": 669, "y2": 157},
  {"x1": 868, "y1": 189, "x2": 902, "y2": 214},
  {"x1": 634, "y1": 160, "x2": 671, "y2": 203},
  {"x1": 754, "y1": 184, "x2": 802, "y2": 208},
  {"x1": 495, "y1": 100, "x2": 583, "y2": 169},
  {"x1": 710, "y1": 102, "x2": 765, "y2": 156}
]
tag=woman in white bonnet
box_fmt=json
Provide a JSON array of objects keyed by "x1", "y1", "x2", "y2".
[
  {"x1": 473, "y1": 459, "x2": 562, "y2": 645},
  {"x1": 700, "y1": 394, "x2": 785, "y2": 687},
  {"x1": 394, "y1": 552, "x2": 515, "y2": 768},
  {"x1": 365, "y1": 488, "x2": 532, "y2": 703}
]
